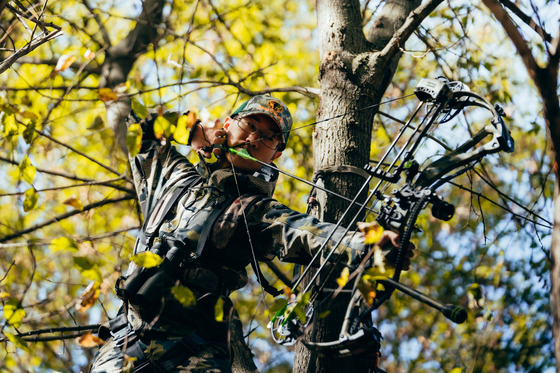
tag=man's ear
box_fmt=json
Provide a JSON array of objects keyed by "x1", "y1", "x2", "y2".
[
  {"x1": 223, "y1": 117, "x2": 233, "y2": 130},
  {"x1": 272, "y1": 151, "x2": 282, "y2": 161}
]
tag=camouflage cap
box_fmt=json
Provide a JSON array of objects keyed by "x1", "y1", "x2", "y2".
[{"x1": 230, "y1": 95, "x2": 292, "y2": 146}]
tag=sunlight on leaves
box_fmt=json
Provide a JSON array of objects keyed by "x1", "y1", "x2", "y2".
[
  {"x1": 171, "y1": 285, "x2": 196, "y2": 307},
  {"x1": 4, "y1": 298, "x2": 25, "y2": 327},
  {"x1": 5, "y1": 333, "x2": 29, "y2": 352},
  {"x1": 126, "y1": 122, "x2": 143, "y2": 157},
  {"x1": 154, "y1": 115, "x2": 174, "y2": 139},
  {"x1": 336, "y1": 267, "x2": 350, "y2": 287},
  {"x1": 130, "y1": 251, "x2": 163, "y2": 268},
  {"x1": 50, "y1": 237, "x2": 79, "y2": 252},
  {"x1": 173, "y1": 111, "x2": 198, "y2": 144},
  {"x1": 18, "y1": 156, "x2": 36, "y2": 184},
  {"x1": 356, "y1": 221, "x2": 384, "y2": 245}
]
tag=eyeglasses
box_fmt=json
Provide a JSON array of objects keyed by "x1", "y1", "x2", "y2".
[{"x1": 234, "y1": 118, "x2": 283, "y2": 150}]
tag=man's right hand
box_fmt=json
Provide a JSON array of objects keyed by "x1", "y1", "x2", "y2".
[{"x1": 190, "y1": 119, "x2": 223, "y2": 158}]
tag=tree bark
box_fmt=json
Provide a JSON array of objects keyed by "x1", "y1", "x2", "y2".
[{"x1": 294, "y1": 1, "x2": 424, "y2": 372}]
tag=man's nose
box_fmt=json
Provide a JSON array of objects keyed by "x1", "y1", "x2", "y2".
[{"x1": 246, "y1": 130, "x2": 261, "y2": 145}]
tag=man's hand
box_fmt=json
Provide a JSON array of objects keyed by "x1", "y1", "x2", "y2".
[
  {"x1": 377, "y1": 231, "x2": 416, "y2": 271},
  {"x1": 190, "y1": 119, "x2": 223, "y2": 158}
]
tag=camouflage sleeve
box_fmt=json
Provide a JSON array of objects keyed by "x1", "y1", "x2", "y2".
[
  {"x1": 126, "y1": 111, "x2": 198, "y2": 217},
  {"x1": 250, "y1": 200, "x2": 367, "y2": 266}
]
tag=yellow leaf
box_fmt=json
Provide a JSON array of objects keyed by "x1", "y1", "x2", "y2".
[
  {"x1": 63, "y1": 196, "x2": 83, "y2": 210},
  {"x1": 0, "y1": 291, "x2": 10, "y2": 298},
  {"x1": 78, "y1": 332, "x2": 105, "y2": 347},
  {"x1": 356, "y1": 221, "x2": 384, "y2": 245},
  {"x1": 23, "y1": 188, "x2": 38, "y2": 212},
  {"x1": 173, "y1": 113, "x2": 197, "y2": 144},
  {"x1": 50, "y1": 237, "x2": 78, "y2": 252},
  {"x1": 98, "y1": 88, "x2": 118, "y2": 102},
  {"x1": 336, "y1": 267, "x2": 350, "y2": 287},
  {"x1": 171, "y1": 285, "x2": 196, "y2": 307},
  {"x1": 5, "y1": 333, "x2": 29, "y2": 352},
  {"x1": 4, "y1": 298, "x2": 25, "y2": 327},
  {"x1": 76, "y1": 282, "x2": 100, "y2": 312},
  {"x1": 215, "y1": 297, "x2": 224, "y2": 322},
  {"x1": 449, "y1": 368, "x2": 464, "y2": 373},
  {"x1": 19, "y1": 111, "x2": 38, "y2": 121},
  {"x1": 19, "y1": 156, "x2": 36, "y2": 184},
  {"x1": 130, "y1": 251, "x2": 163, "y2": 268},
  {"x1": 154, "y1": 115, "x2": 173, "y2": 139},
  {"x1": 126, "y1": 123, "x2": 143, "y2": 157}
]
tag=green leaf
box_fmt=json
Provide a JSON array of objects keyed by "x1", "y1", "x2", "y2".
[
  {"x1": 130, "y1": 251, "x2": 163, "y2": 268},
  {"x1": 126, "y1": 123, "x2": 143, "y2": 157},
  {"x1": 5, "y1": 333, "x2": 29, "y2": 352},
  {"x1": 215, "y1": 297, "x2": 224, "y2": 322},
  {"x1": 18, "y1": 156, "x2": 36, "y2": 184},
  {"x1": 22, "y1": 120, "x2": 36, "y2": 144},
  {"x1": 131, "y1": 98, "x2": 148, "y2": 119},
  {"x1": 4, "y1": 299, "x2": 25, "y2": 327},
  {"x1": 73, "y1": 255, "x2": 94, "y2": 270},
  {"x1": 23, "y1": 188, "x2": 38, "y2": 212},
  {"x1": 269, "y1": 297, "x2": 288, "y2": 314},
  {"x1": 50, "y1": 237, "x2": 79, "y2": 252},
  {"x1": 171, "y1": 285, "x2": 196, "y2": 307},
  {"x1": 292, "y1": 303, "x2": 307, "y2": 324},
  {"x1": 87, "y1": 116, "x2": 105, "y2": 130}
]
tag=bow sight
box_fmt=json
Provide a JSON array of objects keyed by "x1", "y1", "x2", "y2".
[{"x1": 267, "y1": 77, "x2": 515, "y2": 369}]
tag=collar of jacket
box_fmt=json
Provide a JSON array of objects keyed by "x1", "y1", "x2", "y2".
[{"x1": 195, "y1": 153, "x2": 278, "y2": 197}]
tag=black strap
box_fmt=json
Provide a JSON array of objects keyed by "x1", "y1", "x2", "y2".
[
  {"x1": 196, "y1": 196, "x2": 237, "y2": 257},
  {"x1": 139, "y1": 174, "x2": 201, "y2": 247}
]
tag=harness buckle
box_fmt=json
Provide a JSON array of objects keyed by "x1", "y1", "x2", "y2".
[{"x1": 111, "y1": 323, "x2": 138, "y2": 348}]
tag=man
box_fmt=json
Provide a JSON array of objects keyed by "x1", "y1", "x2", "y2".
[{"x1": 90, "y1": 95, "x2": 406, "y2": 372}]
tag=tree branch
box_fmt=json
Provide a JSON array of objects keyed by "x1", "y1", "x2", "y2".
[
  {"x1": 499, "y1": 0, "x2": 552, "y2": 43},
  {"x1": 15, "y1": 57, "x2": 102, "y2": 74},
  {"x1": 81, "y1": 0, "x2": 112, "y2": 47},
  {"x1": 379, "y1": 0, "x2": 444, "y2": 60},
  {"x1": 0, "y1": 195, "x2": 135, "y2": 243},
  {"x1": 0, "y1": 30, "x2": 63, "y2": 75},
  {"x1": 481, "y1": 0, "x2": 541, "y2": 77}
]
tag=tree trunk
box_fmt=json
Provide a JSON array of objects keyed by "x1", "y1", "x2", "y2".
[{"x1": 294, "y1": 1, "x2": 421, "y2": 372}]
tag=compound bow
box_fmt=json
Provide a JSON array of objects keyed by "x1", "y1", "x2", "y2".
[{"x1": 264, "y1": 77, "x2": 515, "y2": 371}]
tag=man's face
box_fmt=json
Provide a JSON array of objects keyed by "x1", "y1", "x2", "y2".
[{"x1": 223, "y1": 114, "x2": 283, "y2": 172}]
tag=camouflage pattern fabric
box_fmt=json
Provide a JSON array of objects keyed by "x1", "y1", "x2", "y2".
[
  {"x1": 90, "y1": 336, "x2": 231, "y2": 372},
  {"x1": 90, "y1": 111, "x2": 368, "y2": 371}
]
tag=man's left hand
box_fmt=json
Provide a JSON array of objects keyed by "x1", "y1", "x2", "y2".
[{"x1": 377, "y1": 231, "x2": 416, "y2": 271}]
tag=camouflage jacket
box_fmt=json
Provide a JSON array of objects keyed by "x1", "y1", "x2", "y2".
[{"x1": 125, "y1": 113, "x2": 367, "y2": 335}]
